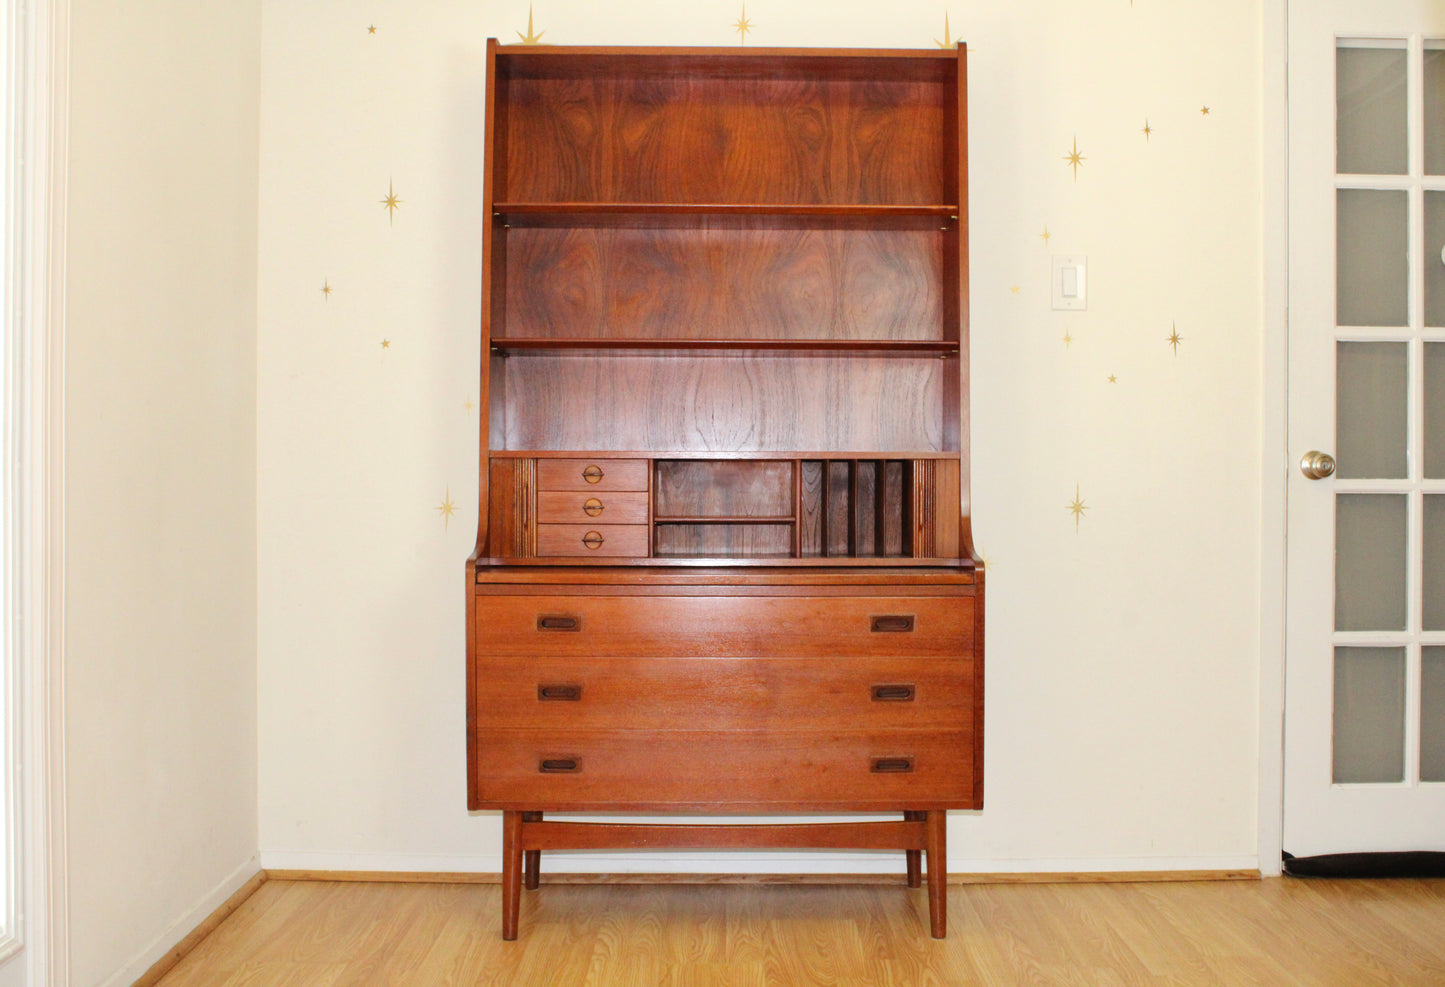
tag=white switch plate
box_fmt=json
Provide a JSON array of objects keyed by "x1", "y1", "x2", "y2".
[{"x1": 1052, "y1": 254, "x2": 1087, "y2": 311}]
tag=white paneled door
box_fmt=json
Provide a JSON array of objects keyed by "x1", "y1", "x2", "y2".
[{"x1": 1286, "y1": 0, "x2": 1445, "y2": 856}]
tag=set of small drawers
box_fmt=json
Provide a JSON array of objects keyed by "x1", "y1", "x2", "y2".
[
  {"x1": 535, "y1": 459, "x2": 649, "y2": 558},
  {"x1": 471, "y1": 591, "x2": 978, "y2": 811}
]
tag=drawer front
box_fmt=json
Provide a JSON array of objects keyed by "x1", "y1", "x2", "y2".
[
  {"x1": 475, "y1": 656, "x2": 973, "y2": 732},
  {"x1": 536, "y1": 458, "x2": 649, "y2": 492},
  {"x1": 472, "y1": 730, "x2": 974, "y2": 809},
  {"x1": 536, "y1": 524, "x2": 650, "y2": 558},
  {"x1": 473, "y1": 595, "x2": 970, "y2": 658},
  {"x1": 536, "y1": 490, "x2": 649, "y2": 525}
]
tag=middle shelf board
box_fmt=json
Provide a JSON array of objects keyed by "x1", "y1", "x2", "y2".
[
  {"x1": 492, "y1": 202, "x2": 960, "y2": 230},
  {"x1": 490, "y1": 337, "x2": 960, "y2": 357}
]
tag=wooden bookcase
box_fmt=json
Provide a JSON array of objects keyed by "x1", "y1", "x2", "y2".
[{"x1": 467, "y1": 41, "x2": 981, "y2": 939}]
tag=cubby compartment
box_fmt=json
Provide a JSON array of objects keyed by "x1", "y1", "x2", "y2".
[
  {"x1": 653, "y1": 522, "x2": 794, "y2": 559},
  {"x1": 654, "y1": 460, "x2": 795, "y2": 520},
  {"x1": 801, "y1": 459, "x2": 914, "y2": 558}
]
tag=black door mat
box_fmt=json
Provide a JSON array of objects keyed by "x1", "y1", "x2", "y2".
[{"x1": 1283, "y1": 850, "x2": 1445, "y2": 878}]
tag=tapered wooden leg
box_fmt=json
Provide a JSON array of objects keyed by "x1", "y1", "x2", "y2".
[
  {"x1": 904, "y1": 811, "x2": 923, "y2": 888},
  {"x1": 925, "y1": 809, "x2": 947, "y2": 938},
  {"x1": 501, "y1": 810, "x2": 523, "y2": 940},
  {"x1": 523, "y1": 811, "x2": 542, "y2": 890}
]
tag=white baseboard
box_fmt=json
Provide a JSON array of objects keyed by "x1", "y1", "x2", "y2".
[
  {"x1": 99, "y1": 857, "x2": 261, "y2": 987},
  {"x1": 260, "y1": 848, "x2": 1259, "y2": 877}
]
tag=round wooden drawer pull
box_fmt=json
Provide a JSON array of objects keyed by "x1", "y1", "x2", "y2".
[
  {"x1": 583, "y1": 497, "x2": 604, "y2": 517},
  {"x1": 582, "y1": 464, "x2": 605, "y2": 484},
  {"x1": 581, "y1": 530, "x2": 605, "y2": 549}
]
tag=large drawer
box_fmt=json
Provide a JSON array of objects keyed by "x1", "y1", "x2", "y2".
[
  {"x1": 474, "y1": 656, "x2": 973, "y2": 732},
  {"x1": 472, "y1": 595, "x2": 971, "y2": 658},
  {"x1": 472, "y1": 729, "x2": 975, "y2": 810}
]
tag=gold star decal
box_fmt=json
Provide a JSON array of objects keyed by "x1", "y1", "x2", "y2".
[
  {"x1": 1062, "y1": 331, "x2": 1073, "y2": 348},
  {"x1": 734, "y1": 4, "x2": 753, "y2": 44},
  {"x1": 381, "y1": 180, "x2": 402, "y2": 224},
  {"x1": 1010, "y1": 284, "x2": 1021, "y2": 295},
  {"x1": 381, "y1": 339, "x2": 391, "y2": 349},
  {"x1": 367, "y1": 24, "x2": 376, "y2": 35},
  {"x1": 1108, "y1": 373, "x2": 1117, "y2": 383},
  {"x1": 1142, "y1": 119, "x2": 1153, "y2": 141},
  {"x1": 320, "y1": 278, "x2": 332, "y2": 300},
  {"x1": 1168, "y1": 322, "x2": 1182, "y2": 354},
  {"x1": 516, "y1": 5, "x2": 544, "y2": 44},
  {"x1": 977, "y1": 549, "x2": 992, "y2": 571},
  {"x1": 1201, "y1": 105, "x2": 1211, "y2": 116},
  {"x1": 1064, "y1": 136, "x2": 1085, "y2": 181},
  {"x1": 1040, "y1": 226, "x2": 1052, "y2": 245},
  {"x1": 935, "y1": 12, "x2": 954, "y2": 48},
  {"x1": 438, "y1": 488, "x2": 457, "y2": 529},
  {"x1": 1068, "y1": 484, "x2": 1088, "y2": 532},
  {"x1": 465, "y1": 398, "x2": 476, "y2": 413}
]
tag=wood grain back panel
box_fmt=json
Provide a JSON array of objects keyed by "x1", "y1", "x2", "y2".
[{"x1": 501, "y1": 76, "x2": 948, "y2": 206}]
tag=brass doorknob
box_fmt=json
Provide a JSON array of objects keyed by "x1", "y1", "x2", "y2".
[{"x1": 1300, "y1": 450, "x2": 1336, "y2": 480}]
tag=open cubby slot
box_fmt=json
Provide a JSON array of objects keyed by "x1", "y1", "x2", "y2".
[
  {"x1": 653, "y1": 523, "x2": 794, "y2": 559},
  {"x1": 797, "y1": 458, "x2": 915, "y2": 558},
  {"x1": 654, "y1": 460, "x2": 795, "y2": 519}
]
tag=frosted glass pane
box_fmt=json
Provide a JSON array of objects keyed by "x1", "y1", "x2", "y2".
[
  {"x1": 1429, "y1": 192, "x2": 1445, "y2": 328},
  {"x1": 1334, "y1": 647, "x2": 1406, "y2": 783},
  {"x1": 1336, "y1": 342, "x2": 1407, "y2": 479},
  {"x1": 1423, "y1": 648, "x2": 1445, "y2": 782},
  {"x1": 1335, "y1": 494, "x2": 1407, "y2": 631},
  {"x1": 1425, "y1": 497, "x2": 1445, "y2": 630},
  {"x1": 1427, "y1": 344, "x2": 1445, "y2": 476},
  {"x1": 1338, "y1": 189, "x2": 1409, "y2": 327},
  {"x1": 1427, "y1": 47, "x2": 1445, "y2": 176},
  {"x1": 1338, "y1": 47, "x2": 1407, "y2": 175}
]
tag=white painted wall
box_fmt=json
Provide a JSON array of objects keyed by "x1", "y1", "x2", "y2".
[
  {"x1": 64, "y1": 2, "x2": 261, "y2": 984},
  {"x1": 257, "y1": 0, "x2": 1264, "y2": 876}
]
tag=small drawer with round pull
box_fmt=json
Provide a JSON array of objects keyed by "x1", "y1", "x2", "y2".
[
  {"x1": 536, "y1": 523, "x2": 650, "y2": 558},
  {"x1": 536, "y1": 490, "x2": 649, "y2": 525},
  {"x1": 536, "y1": 458, "x2": 649, "y2": 492}
]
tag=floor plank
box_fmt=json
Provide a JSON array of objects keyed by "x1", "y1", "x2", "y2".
[{"x1": 154, "y1": 877, "x2": 1445, "y2": 987}]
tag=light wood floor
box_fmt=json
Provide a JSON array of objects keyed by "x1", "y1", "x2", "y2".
[{"x1": 153, "y1": 876, "x2": 1445, "y2": 986}]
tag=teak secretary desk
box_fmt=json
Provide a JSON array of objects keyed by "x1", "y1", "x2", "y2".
[{"x1": 465, "y1": 39, "x2": 983, "y2": 939}]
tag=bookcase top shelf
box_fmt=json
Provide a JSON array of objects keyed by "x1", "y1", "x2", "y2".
[
  {"x1": 489, "y1": 338, "x2": 960, "y2": 356},
  {"x1": 493, "y1": 203, "x2": 959, "y2": 231}
]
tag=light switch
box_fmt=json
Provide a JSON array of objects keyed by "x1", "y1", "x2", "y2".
[{"x1": 1052, "y1": 254, "x2": 1087, "y2": 311}]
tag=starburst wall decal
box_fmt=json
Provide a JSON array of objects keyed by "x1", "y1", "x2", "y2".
[
  {"x1": 516, "y1": 5, "x2": 545, "y2": 44},
  {"x1": 381, "y1": 180, "x2": 402, "y2": 225},
  {"x1": 935, "y1": 13, "x2": 954, "y2": 48},
  {"x1": 1068, "y1": 484, "x2": 1089, "y2": 532},
  {"x1": 1064, "y1": 136, "x2": 1085, "y2": 181},
  {"x1": 734, "y1": 5, "x2": 753, "y2": 45}
]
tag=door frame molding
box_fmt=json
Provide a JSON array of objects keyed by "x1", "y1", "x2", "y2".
[{"x1": 1259, "y1": 0, "x2": 1289, "y2": 879}]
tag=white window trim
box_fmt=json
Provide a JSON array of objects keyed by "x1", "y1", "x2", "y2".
[{"x1": 13, "y1": 0, "x2": 69, "y2": 982}]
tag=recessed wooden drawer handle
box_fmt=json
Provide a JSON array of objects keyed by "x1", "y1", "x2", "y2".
[
  {"x1": 871, "y1": 757, "x2": 914, "y2": 774},
  {"x1": 537, "y1": 684, "x2": 582, "y2": 701},
  {"x1": 581, "y1": 530, "x2": 605, "y2": 549},
  {"x1": 870, "y1": 615, "x2": 915, "y2": 633},
  {"x1": 537, "y1": 614, "x2": 581, "y2": 632},
  {"x1": 582, "y1": 464, "x2": 605, "y2": 484},
  {"x1": 871, "y1": 684, "x2": 916, "y2": 702},
  {"x1": 582, "y1": 497, "x2": 604, "y2": 517},
  {"x1": 539, "y1": 758, "x2": 581, "y2": 773}
]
